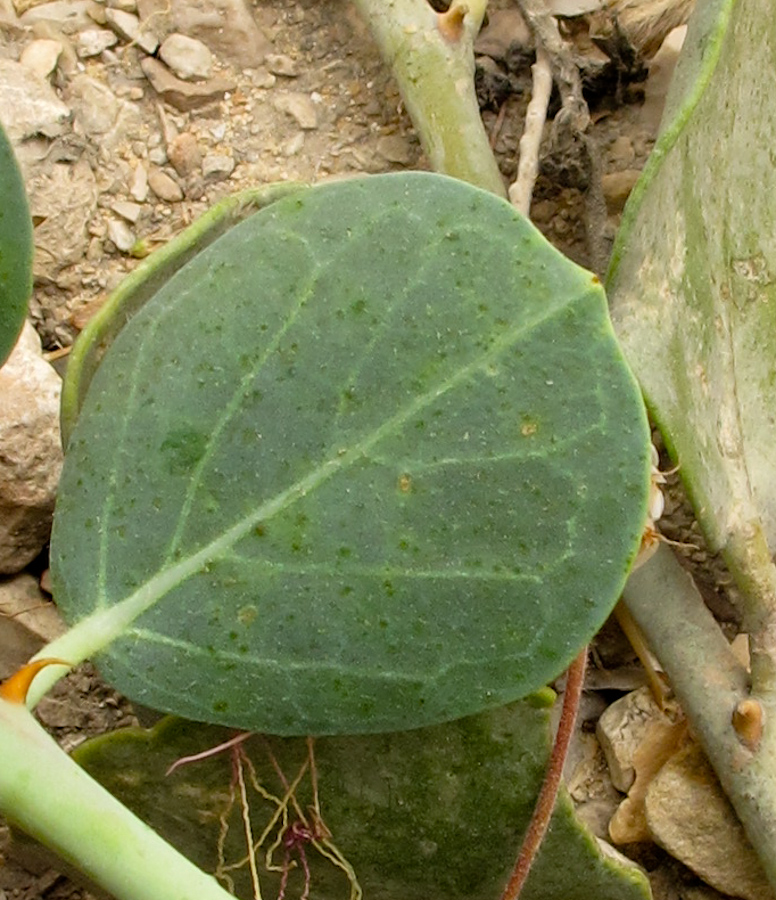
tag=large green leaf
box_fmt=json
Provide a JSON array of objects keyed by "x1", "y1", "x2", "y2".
[
  {"x1": 51, "y1": 172, "x2": 650, "y2": 734},
  {"x1": 607, "y1": 0, "x2": 775, "y2": 558},
  {"x1": 61, "y1": 182, "x2": 305, "y2": 446},
  {"x1": 65, "y1": 702, "x2": 650, "y2": 900},
  {"x1": 0, "y1": 120, "x2": 33, "y2": 366}
]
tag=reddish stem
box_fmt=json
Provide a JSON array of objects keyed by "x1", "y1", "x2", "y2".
[{"x1": 499, "y1": 646, "x2": 588, "y2": 900}]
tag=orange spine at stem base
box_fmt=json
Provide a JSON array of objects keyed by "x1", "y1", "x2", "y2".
[{"x1": 0, "y1": 658, "x2": 71, "y2": 704}]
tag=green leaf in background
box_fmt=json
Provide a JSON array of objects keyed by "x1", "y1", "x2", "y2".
[
  {"x1": 0, "y1": 120, "x2": 33, "y2": 367},
  {"x1": 66, "y1": 702, "x2": 650, "y2": 900},
  {"x1": 51, "y1": 172, "x2": 650, "y2": 734},
  {"x1": 607, "y1": 0, "x2": 776, "y2": 558}
]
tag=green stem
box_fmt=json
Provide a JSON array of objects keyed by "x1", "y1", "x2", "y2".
[
  {"x1": 623, "y1": 543, "x2": 776, "y2": 891},
  {"x1": 352, "y1": 0, "x2": 506, "y2": 196},
  {"x1": 0, "y1": 698, "x2": 235, "y2": 900}
]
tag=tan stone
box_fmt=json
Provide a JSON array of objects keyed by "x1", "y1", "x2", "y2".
[{"x1": 0, "y1": 323, "x2": 63, "y2": 574}]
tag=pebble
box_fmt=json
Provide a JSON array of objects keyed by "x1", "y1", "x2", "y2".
[
  {"x1": 66, "y1": 73, "x2": 120, "y2": 136},
  {"x1": 376, "y1": 133, "x2": 413, "y2": 165},
  {"x1": 147, "y1": 167, "x2": 183, "y2": 201},
  {"x1": 107, "y1": 217, "x2": 136, "y2": 252},
  {"x1": 474, "y1": 7, "x2": 531, "y2": 60},
  {"x1": 140, "y1": 56, "x2": 236, "y2": 111},
  {"x1": 111, "y1": 199, "x2": 142, "y2": 222},
  {"x1": 0, "y1": 58, "x2": 71, "y2": 143},
  {"x1": 137, "y1": 0, "x2": 271, "y2": 68},
  {"x1": 646, "y1": 743, "x2": 775, "y2": 900},
  {"x1": 0, "y1": 572, "x2": 65, "y2": 677},
  {"x1": 76, "y1": 28, "x2": 118, "y2": 58},
  {"x1": 0, "y1": 323, "x2": 63, "y2": 575},
  {"x1": 104, "y1": 7, "x2": 158, "y2": 54},
  {"x1": 265, "y1": 53, "x2": 298, "y2": 77},
  {"x1": 168, "y1": 131, "x2": 201, "y2": 177},
  {"x1": 608, "y1": 135, "x2": 635, "y2": 168},
  {"x1": 20, "y1": 0, "x2": 95, "y2": 33},
  {"x1": 601, "y1": 169, "x2": 641, "y2": 215},
  {"x1": 129, "y1": 162, "x2": 149, "y2": 201},
  {"x1": 273, "y1": 91, "x2": 318, "y2": 129},
  {"x1": 201, "y1": 153, "x2": 235, "y2": 182},
  {"x1": 19, "y1": 38, "x2": 63, "y2": 79},
  {"x1": 159, "y1": 33, "x2": 213, "y2": 82}
]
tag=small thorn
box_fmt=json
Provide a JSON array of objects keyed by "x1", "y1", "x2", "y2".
[
  {"x1": 437, "y1": 3, "x2": 468, "y2": 42},
  {"x1": 0, "y1": 658, "x2": 71, "y2": 704},
  {"x1": 732, "y1": 698, "x2": 764, "y2": 751}
]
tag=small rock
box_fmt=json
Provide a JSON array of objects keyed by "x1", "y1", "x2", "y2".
[
  {"x1": 0, "y1": 572, "x2": 65, "y2": 678},
  {"x1": 76, "y1": 27, "x2": 118, "y2": 57},
  {"x1": 107, "y1": 217, "x2": 136, "y2": 251},
  {"x1": 0, "y1": 58, "x2": 71, "y2": 143},
  {"x1": 273, "y1": 92, "x2": 317, "y2": 129},
  {"x1": 601, "y1": 169, "x2": 641, "y2": 215},
  {"x1": 104, "y1": 7, "x2": 158, "y2": 53},
  {"x1": 247, "y1": 67, "x2": 275, "y2": 89},
  {"x1": 159, "y1": 32, "x2": 212, "y2": 81},
  {"x1": 608, "y1": 135, "x2": 635, "y2": 168},
  {"x1": 137, "y1": 0, "x2": 271, "y2": 68},
  {"x1": 168, "y1": 131, "x2": 201, "y2": 176},
  {"x1": 111, "y1": 199, "x2": 142, "y2": 223},
  {"x1": 474, "y1": 8, "x2": 531, "y2": 61},
  {"x1": 282, "y1": 132, "x2": 304, "y2": 157},
  {"x1": 28, "y1": 158, "x2": 99, "y2": 280},
  {"x1": 548, "y1": 0, "x2": 603, "y2": 13},
  {"x1": 0, "y1": 323, "x2": 63, "y2": 575},
  {"x1": 642, "y1": 25, "x2": 688, "y2": 132},
  {"x1": 646, "y1": 743, "x2": 776, "y2": 900},
  {"x1": 129, "y1": 161, "x2": 148, "y2": 201},
  {"x1": 147, "y1": 166, "x2": 183, "y2": 201},
  {"x1": 65, "y1": 73, "x2": 119, "y2": 136},
  {"x1": 140, "y1": 56, "x2": 235, "y2": 111},
  {"x1": 597, "y1": 685, "x2": 682, "y2": 792},
  {"x1": 148, "y1": 146, "x2": 167, "y2": 165},
  {"x1": 107, "y1": 0, "x2": 137, "y2": 11},
  {"x1": 20, "y1": 0, "x2": 94, "y2": 33},
  {"x1": 201, "y1": 152, "x2": 234, "y2": 182},
  {"x1": 19, "y1": 38, "x2": 63, "y2": 79},
  {"x1": 376, "y1": 133, "x2": 414, "y2": 166},
  {"x1": 265, "y1": 53, "x2": 298, "y2": 77}
]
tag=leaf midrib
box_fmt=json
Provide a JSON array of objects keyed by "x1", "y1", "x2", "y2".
[{"x1": 80, "y1": 287, "x2": 598, "y2": 655}]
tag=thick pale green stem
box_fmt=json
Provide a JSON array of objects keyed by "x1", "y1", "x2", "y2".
[
  {"x1": 623, "y1": 543, "x2": 776, "y2": 891},
  {"x1": 352, "y1": 0, "x2": 506, "y2": 196},
  {"x1": 0, "y1": 698, "x2": 235, "y2": 900}
]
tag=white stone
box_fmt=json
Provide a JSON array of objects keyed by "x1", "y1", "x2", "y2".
[
  {"x1": 20, "y1": 0, "x2": 95, "y2": 33},
  {"x1": 77, "y1": 28, "x2": 119, "y2": 58},
  {"x1": 159, "y1": 33, "x2": 212, "y2": 81},
  {"x1": 65, "y1": 73, "x2": 119, "y2": 136},
  {"x1": 19, "y1": 39, "x2": 63, "y2": 80},
  {"x1": 111, "y1": 199, "x2": 142, "y2": 222},
  {"x1": 0, "y1": 58, "x2": 71, "y2": 143},
  {"x1": 273, "y1": 92, "x2": 317, "y2": 130},
  {"x1": 201, "y1": 153, "x2": 234, "y2": 182},
  {"x1": 107, "y1": 217, "x2": 136, "y2": 251},
  {"x1": 137, "y1": 0, "x2": 271, "y2": 69},
  {"x1": 104, "y1": 7, "x2": 158, "y2": 54},
  {"x1": 0, "y1": 323, "x2": 63, "y2": 575},
  {"x1": 129, "y1": 161, "x2": 149, "y2": 201}
]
